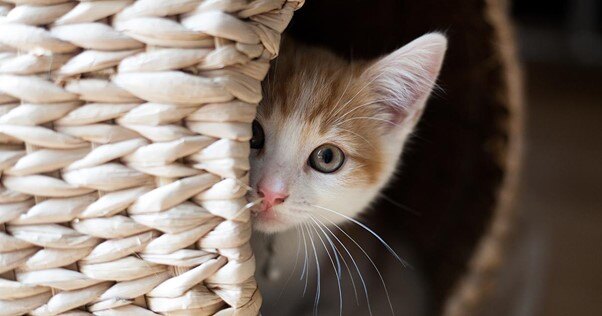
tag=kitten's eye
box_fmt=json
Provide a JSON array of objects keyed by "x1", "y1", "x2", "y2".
[
  {"x1": 250, "y1": 120, "x2": 265, "y2": 149},
  {"x1": 308, "y1": 144, "x2": 345, "y2": 173}
]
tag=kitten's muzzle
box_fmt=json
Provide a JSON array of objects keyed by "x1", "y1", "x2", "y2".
[{"x1": 258, "y1": 188, "x2": 288, "y2": 212}]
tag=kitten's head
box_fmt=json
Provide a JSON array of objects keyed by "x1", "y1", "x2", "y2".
[{"x1": 250, "y1": 33, "x2": 447, "y2": 233}]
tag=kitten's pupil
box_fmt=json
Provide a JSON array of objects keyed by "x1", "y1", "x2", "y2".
[
  {"x1": 250, "y1": 120, "x2": 264, "y2": 149},
  {"x1": 321, "y1": 149, "x2": 333, "y2": 164}
]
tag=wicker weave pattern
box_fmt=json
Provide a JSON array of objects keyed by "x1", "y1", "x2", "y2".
[{"x1": 0, "y1": 1, "x2": 302, "y2": 315}]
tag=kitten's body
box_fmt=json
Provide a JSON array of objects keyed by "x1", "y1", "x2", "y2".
[
  {"x1": 249, "y1": 34, "x2": 447, "y2": 315},
  {"x1": 253, "y1": 228, "x2": 428, "y2": 315}
]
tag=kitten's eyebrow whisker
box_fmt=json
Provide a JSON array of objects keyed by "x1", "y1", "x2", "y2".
[
  {"x1": 336, "y1": 97, "x2": 399, "y2": 123},
  {"x1": 329, "y1": 73, "x2": 354, "y2": 117},
  {"x1": 276, "y1": 226, "x2": 302, "y2": 302},
  {"x1": 339, "y1": 72, "x2": 385, "y2": 112},
  {"x1": 310, "y1": 204, "x2": 408, "y2": 267},
  {"x1": 313, "y1": 214, "x2": 369, "y2": 314},
  {"x1": 313, "y1": 211, "x2": 396, "y2": 316},
  {"x1": 308, "y1": 218, "x2": 343, "y2": 316},
  {"x1": 326, "y1": 72, "x2": 383, "y2": 123},
  {"x1": 336, "y1": 100, "x2": 378, "y2": 121},
  {"x1": 336, "y1": 116, "x2": 402, "y2": 129},
  {"x1": 336, "y1": 127, "x2": 377, "y2": 150}
]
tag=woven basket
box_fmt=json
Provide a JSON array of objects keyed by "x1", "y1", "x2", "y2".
[{"x1": 0, "y1": 1, "x2": 302, "y2": 315}]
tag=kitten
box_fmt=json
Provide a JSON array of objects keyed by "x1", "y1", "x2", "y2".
[
  {"x1": 249, "y1": 33, "x2": 447, "y2": 315},
  {"x1": 249, "y1": 33, "x2": 447, "y2": 233}
]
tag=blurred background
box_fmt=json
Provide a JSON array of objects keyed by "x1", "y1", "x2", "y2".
[{"x1": 510, "y1": 0, "x2": 602, "y2": 315}]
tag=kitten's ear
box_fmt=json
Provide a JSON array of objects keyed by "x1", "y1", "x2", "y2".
[{"x1": 362, "y1": 32, "x2": 447, "y2": 127}]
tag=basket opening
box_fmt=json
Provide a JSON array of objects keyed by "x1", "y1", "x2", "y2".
[{"x1": 279, "y1": 0, "x2": 518, "y2": 313}]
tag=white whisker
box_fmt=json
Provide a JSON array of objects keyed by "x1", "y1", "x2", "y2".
[
  {"x1": 300, "y1": 223, "x2": 310, "y2": 297},
  {"x1": 310, "y1": 215, "x2": 360, "y2": 306},
  {"x1": 309, "y1": 220, "x2": 341, "y2": 279},
  {"x1": 314, "y1": 212, "x2": 396, "y2": 316},
  {"x1": 312, "y1": 215, "x2": 371, "y2": 315},
  {"x1": 336, "y1": 98, "x2": 399, "y2": 123},
  {"x1": 308, "y1": 217, "x2": 342, "y2": 278},
  {"x1": 339, "y1": 72, "x2": 384, "y2": 110},
  {"x1": 328, "y1": 73, "x2": 354, "y2": 117},
  {"x1": 337, "y1": 127, "x2": 378, "y2": 150},
  {"x1": 277, "y1": 226, "x2": 302, "y2": 301},
  {"x1": 337, "y1": 100, "x2": 377, "y2": 121},
  {"x1": 311, "y1": 204, "x2": 408, "y2": 266},
  {"x1": 336, "y1": 116, "x2": 402, "y2": 129},
  {"x1": 380, "y1": 194, "x2": 420, "y2": 216},
  {"x1": 309, "y1": 218, "x2": 343, "y2": 316},
  {"x1": 304, "y1": 222, "x2": 321, "y2": 315}
]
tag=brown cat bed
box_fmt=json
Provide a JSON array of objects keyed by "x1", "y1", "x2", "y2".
[{"x1": 285, "y1": 0, "x2": 523, "y2": 315}]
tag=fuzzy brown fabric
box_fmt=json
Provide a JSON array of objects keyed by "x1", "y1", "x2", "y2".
[{"x1": 286, "y1": 0, "x2": 522, "y2": 315}]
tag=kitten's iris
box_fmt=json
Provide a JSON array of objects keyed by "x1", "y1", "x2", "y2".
[
  {"x1": 250, "y1": 120, "x2": 264, "y2": 149},
  {"x1": 309, "y1": 144, "x2": 345, "y2": 173}
]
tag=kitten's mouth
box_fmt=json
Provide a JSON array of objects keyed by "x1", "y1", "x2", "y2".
[
  {"x1": 251, "y1": 207, "x2": 292, "y2": 233},
  {"x1": 252, "y1": 208, "x2": 279, "y2": 221}
]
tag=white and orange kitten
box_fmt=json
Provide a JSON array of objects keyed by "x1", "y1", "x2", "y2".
[{"x1": 250, "y1": 33, "x2": 447, "y2": 315}]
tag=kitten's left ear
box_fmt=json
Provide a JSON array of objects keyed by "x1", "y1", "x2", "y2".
[{"x1": 362, "y1": 32, "x2": 447, "y2": 127}]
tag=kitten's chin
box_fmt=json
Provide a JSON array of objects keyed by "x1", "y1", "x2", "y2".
[{"x1": 252, "y1": 213, "x2": 295, "y2": 234}]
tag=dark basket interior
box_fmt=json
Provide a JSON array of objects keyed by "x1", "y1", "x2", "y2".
[{"x1": 286, "y1": 0, "x2": 517, "y2": 314}]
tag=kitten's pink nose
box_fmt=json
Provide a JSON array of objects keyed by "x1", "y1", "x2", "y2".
[{"x1": 258, "y1": 180, "x2": 289, "y2": 211}]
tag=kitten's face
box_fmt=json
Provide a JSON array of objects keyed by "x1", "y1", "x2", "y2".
[{"x1": 249, "y1": 34, "x2": 447, "y2": 233}]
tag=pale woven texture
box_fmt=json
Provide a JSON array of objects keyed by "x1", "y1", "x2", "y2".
[{"x1": 0, "y1": 0, "x2": 302, "y2": 315}]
